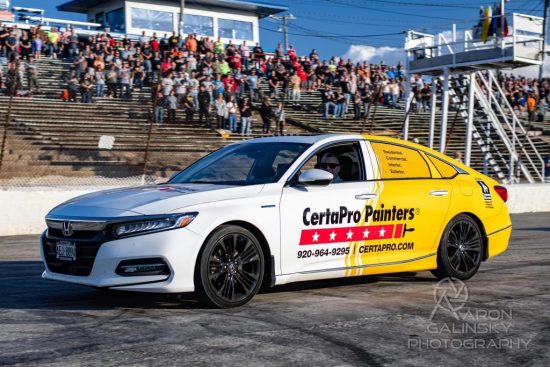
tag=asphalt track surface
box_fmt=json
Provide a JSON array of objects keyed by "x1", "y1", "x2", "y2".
[{"x1": 1, "y1": 213, "x2": 549, "y2": 367}]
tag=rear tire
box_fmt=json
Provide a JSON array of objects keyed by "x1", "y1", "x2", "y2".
[
  {"x1": 431, "y1": 214, "x2": 483, "y2": 280},
  {"x1": 196, "y1": 225, "x2": 264, "y2": 308}
]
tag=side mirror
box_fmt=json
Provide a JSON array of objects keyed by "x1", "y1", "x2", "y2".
[{"x1": 298, "y1": 168, "x2": 333, "y2": 186}]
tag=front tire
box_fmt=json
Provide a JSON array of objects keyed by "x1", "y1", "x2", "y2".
[
  {"x1": 196, "y1": 225, "x2": 264, "y2": 308},
  {"x1": 431, "y1": 214, "x2": 483, "y2": 280}
]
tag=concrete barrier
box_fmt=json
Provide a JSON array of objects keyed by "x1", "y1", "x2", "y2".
[
  {"x1": 0, "y1": 187, "x2": 115, "y2": 236},
  {"x1": 0, "y1": 184, "x2": 549, "y2": 236}
]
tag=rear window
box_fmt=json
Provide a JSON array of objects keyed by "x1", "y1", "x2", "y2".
[
  {"x1": 427, "y1": 155, "x2": 459, "y2": 178},
  {"x1": 371, "y1": 142, "x2": 431, "y2": 179}
]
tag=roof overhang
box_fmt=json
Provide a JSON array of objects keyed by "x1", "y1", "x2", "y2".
[{"x1": 58, "y1": 0, "x2": 287, "y2": 18}]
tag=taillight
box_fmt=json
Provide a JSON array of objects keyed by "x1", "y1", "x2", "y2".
[{"x1": 494, "y1": 185, "x2": 508, "y2": 203}]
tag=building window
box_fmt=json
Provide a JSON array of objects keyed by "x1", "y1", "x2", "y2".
[
  {"x1": 131, "y1": 8, "x2": 174, "y2": 33},
  {"x1": 106, "y1": 8, "x2": 125, "y2": 33},
  {"x1": 96, "y1": 12, "x2": 105, "y2": 27},
  {"x1": 183, "y1": 14, "x2": 213, "y2": 36},
  {"x1": 218, "y1": 19, "x2": 253, "y2": 40}
]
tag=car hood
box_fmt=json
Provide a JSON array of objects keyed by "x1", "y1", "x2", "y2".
[{"x1": 47, "y1": 184, "x2": 264, "y2": 219}]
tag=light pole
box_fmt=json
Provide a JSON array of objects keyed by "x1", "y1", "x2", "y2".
[
  {"x1": 179, "y1": 0, "x2": 185, "y2": 37},
  {"x1": 269, "y1": 13, "x2": 296, "y2": 50}
]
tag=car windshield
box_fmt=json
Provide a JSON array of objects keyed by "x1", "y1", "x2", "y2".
[{"x1": 169, "y1": 142, "x2": 311, "y2": 186}]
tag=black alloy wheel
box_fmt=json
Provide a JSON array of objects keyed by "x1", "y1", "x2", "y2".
[
  {"x1": 197, "y1": 225, "x2": 264, "y2": 308},
  {"x1": 431, "y1": 214, "x2": 483, "y2": 280}
]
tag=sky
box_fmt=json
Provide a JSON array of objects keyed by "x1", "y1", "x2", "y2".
[{"x1": 10, "y1": 0, "x2": 548, "y2": 74}]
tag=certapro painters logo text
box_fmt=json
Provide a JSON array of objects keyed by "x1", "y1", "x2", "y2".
[{"x1": 407, "y1": 278, "x2": 532, "y2": 350}]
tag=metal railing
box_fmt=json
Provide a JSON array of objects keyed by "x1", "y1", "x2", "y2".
[{"x1": 476, "y1": 71, "x2": 544, "y2": 182}]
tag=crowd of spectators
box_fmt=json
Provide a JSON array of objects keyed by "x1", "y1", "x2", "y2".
[{"x1": 0, "y1": 22, "x2": 548, "y2": 134}]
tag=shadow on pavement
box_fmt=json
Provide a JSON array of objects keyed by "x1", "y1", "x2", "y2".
[{"x1": 0, "y1": 261, "x2": 437, "y2": 311}]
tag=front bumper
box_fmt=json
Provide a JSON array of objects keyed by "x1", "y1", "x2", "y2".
[{"x1": 40, "y1": 227, "x2": 204, "y2": 293}]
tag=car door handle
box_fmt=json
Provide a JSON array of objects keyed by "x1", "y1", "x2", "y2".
[
  {"x1": 429, "y1": 190, "x2": 449, "y2": 197},
  {"x1": 355, "y1": 193, "x2": 378, "y2": 200}
]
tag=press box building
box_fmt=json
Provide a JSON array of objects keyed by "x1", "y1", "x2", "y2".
[{"x1": 57, "y1": 0, "x2": 287, "y2": 44}]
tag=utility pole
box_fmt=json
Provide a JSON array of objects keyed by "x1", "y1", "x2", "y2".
[
  {"x1": 179, "y1": 0, "x2": 185, "y2": 37},
  {"x1": 269, "y1": 14, "x2": 296, "y2": 50},
  {"x1": 541, "y1": 0, "x2": 550, "y2": 80}
]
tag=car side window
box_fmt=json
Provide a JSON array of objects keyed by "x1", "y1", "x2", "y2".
[
  {"x1": 293, "y1": 142, "x2": 365, "y2": 183},
  {"x1": 426, "y1": 155, "x2": 459, "y2": 179},
  {"x1": 370, "y1": 142, "x2": 431, "y2": 180}
]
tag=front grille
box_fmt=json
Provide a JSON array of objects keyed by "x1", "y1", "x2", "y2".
[{"x1": 43, "y1": 225, "x2": 110, "y2": 276}]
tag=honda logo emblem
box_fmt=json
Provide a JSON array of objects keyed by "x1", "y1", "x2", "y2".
[{"x1": 62, "y1": 221, "x2": 73, "y2": 237}]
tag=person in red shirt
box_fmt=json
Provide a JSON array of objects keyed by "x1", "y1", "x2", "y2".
[
  {"x1": 223, "y1": 74, "x2": 238, "y2": 95},
  {"x1": 150, "y1": 36, "x2": 160, "y2": 53},
  {"x1": 288, "y1": 45, "x2": 297, "y2": 62},
  {"x1": 231, "y1": 52, "x2": 241, "y2": 70},
  {"x1": 161, "y1": 57, "x2": 173, "y2": 73}
]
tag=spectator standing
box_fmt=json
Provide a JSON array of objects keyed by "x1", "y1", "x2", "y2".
[
  {"x1": 166, "y1": 90, "x2": 177, "y2": 123},
  {"x1": 106, "y1": 65, "x2": 118, "y2": 98},
  {"x1": 214, "y1": 93, "x2": 227, "y2": 129},
  {"x1": 47, "y1": 28, "x2": 59, "y2": 59},
  {"x1": 19, "y1": 31, "x2": 31, "y2": 61},
  {"x1": 153, "y1": 85, "x2": 164, "y2": 124},
  {"x1": 95, "y1": 67, "x2": 105, "y2": 97},
  {"x1": 239, "y1": 96, "x2": 252, "y2": 136},
  {"x1": 26, "y1": 59, "x2": 39, "y2": 95},
  {"x1": 161, "y1": 71, "x2": 174, "y2": 96},
  {"x1": 186, "y1": 34, "x2": 197, "y2": 54},
  {"x1": 5, "y1": 32, "x2": 17, "y2": 61},
  {"x1": 268, "y1": 71, "x2": 279, "y2": 99},
  {"x1": 67, "y1": 30, "x2": 79, "y2": 60},
  {"x1": 526, "y1": 93, "x2": 537, "y2": 126},
  {"x1": 74, "y1": 54, "x2": 87, "y2": 80},
  {"x1": 275, "y1": 43, "x2": 284, "y2": 59},
  {"x1": 6, "y1": 61, "x2": 21, "y2": 96},
  {"x1": 420, "y1": 85, "x2": 431, "y2": 112},
  {"x1": 260, "y1": 96, "x2": 272, "y2": 134},
  {"x1": 226, "y1": 95, "x2": 237, "y2": 132},
  {"x1": 335, "y1": 87, "x2": 346, "y2": 118},
  {"x1": 353, "y1": 92, "x2": 363, "y2": 120},
  {"x1": 65, "y1": 73, "x2": 78, "y2": 102},
  {"x1": 32, "y1": 34, "x2": 42, "y2": 59},
  {"x1": 198, "y1": 85, "x2": 211, "y2": 126},
  {"x1": 382, "y1": 80, "x2": 390, "y2": 106},
  {"x1": 139, "y1": 31, "x2": 150, "y2": 45},
  {"x1": 0, "y1": 25, "x2": 8, "y2": 57},
  {"x1": 184, "y1": 93, "x2": 196, "y2": 123},
  {"x1": 322, "y1": 85, "x2": 336, "y2": 119},
  {"x1": 389, "y1": 79, "x2": 400, "y2": 108},
  {"x1": 239, "y1": 41, "x2": 250, "y2": 71},
  {"x1": 80, "y1": 76, "x2": 94, "y2": 103},
  {"x1": 246, "y1": 68, "x2": 259, "y2": 102},
  {"x1": 274, "y1": 102, "x2": 285, "y2": 135},
  {"x1": 119, "y1": 62, "x2": 132, "y2": 98},
  {"x1": 252, "y1": 42, "x2": 265, "y2": 62},
  {"x1": 290, "y1": 72, "x2": 301, "y2": 105},
  {"x1": 174, "y1": 71, "x2": 187, "y2": 104}
]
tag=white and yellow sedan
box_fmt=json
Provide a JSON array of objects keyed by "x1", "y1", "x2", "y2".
[{"x1": 41, "y1": 134, "x2": 511, "y2": 307}]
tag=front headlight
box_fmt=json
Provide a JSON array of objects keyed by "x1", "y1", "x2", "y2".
[{"x1": 112, "y1": 213, "x2": 198, "y2": 238}]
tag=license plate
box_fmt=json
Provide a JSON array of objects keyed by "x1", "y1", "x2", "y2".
[{"x1": 56, "y1": 241, "x2": 76, "y2": 261}]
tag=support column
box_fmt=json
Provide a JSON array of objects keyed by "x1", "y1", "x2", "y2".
[
  {"x1": 429, "y1": 78, "x2": 437, "y2": 149},
  {"x1": 403, "y1": 77, "x2": 411, "y2": 140},
  {"x1": 440, "y1": 67, "x2": 450, "y2": 153},
  {"x1": 465, "y1": 72, "x2": 475, "y2": 166}
]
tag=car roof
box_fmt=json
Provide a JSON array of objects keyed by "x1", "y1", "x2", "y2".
[{"x1": 240, "y1": 134, "x2": 362, "y2": 145}]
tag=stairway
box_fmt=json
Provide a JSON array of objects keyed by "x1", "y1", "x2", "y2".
[{"x1": 446, "y1": 71, "x2": 546, "y2": 183}]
